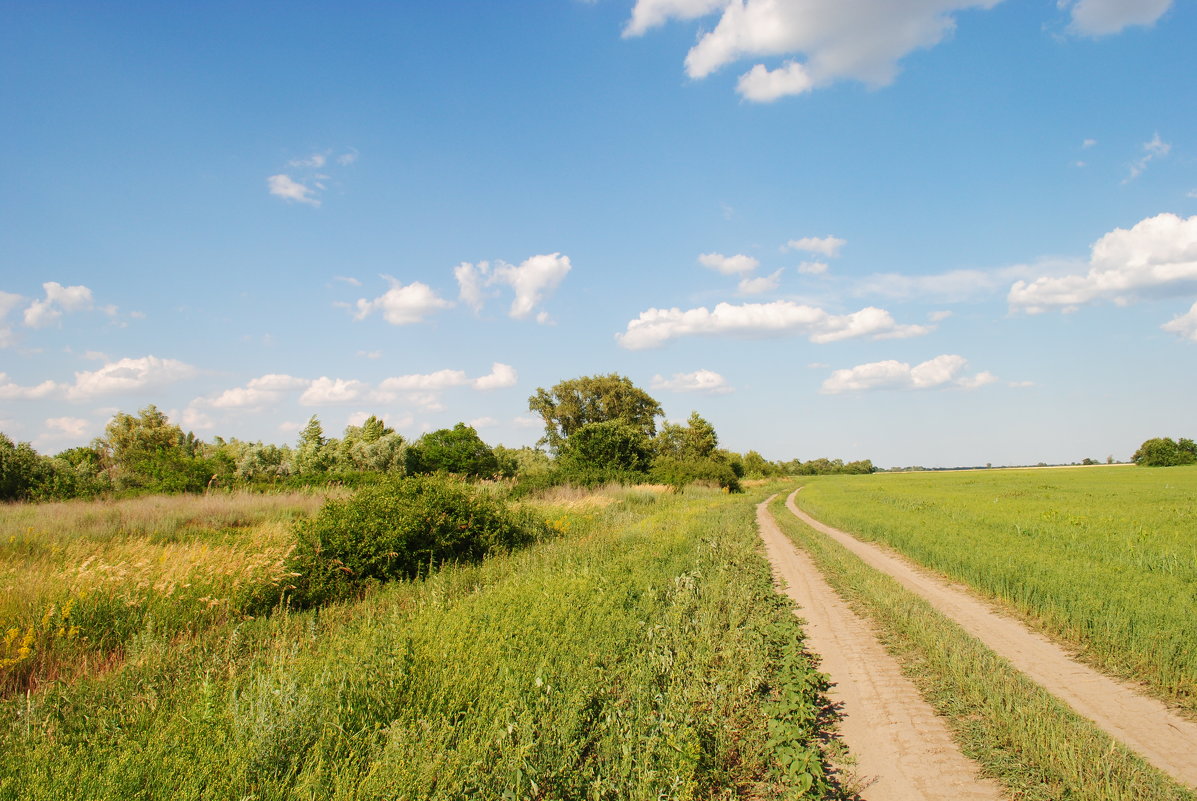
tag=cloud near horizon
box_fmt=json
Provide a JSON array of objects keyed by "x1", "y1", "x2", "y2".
[
  {"x1": 651, "y1": 368, "x2": 734, "y2": 394},
  {"x1": 617, "y1": 300, "x2": 933, "y2": 349},
  {"x1": 821, "y1": 354, "x2": 998, "y2": 394}
]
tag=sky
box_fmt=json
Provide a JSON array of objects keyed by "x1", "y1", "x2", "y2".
[{"x1": 1, "y1": 0, "x2": 1195, "y2": 468}]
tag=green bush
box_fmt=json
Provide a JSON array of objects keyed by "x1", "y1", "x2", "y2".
[
  {"x1": 286, "y1": 475, "x2": 551, "y2": 606},
  {"x1": 651, "y1": 456, "x2": 743, "y2": 493}
]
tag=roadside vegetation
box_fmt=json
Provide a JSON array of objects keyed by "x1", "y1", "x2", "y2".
[
  {"x1": 794, "y1": 466, "x2": 1197, "y2": 714},
  {"x1": 1, "y1": 484, "x2": 844, "y2": 799},
  {"x1": 769, "y1": 492, "x2": 1196, "y2": 801}
]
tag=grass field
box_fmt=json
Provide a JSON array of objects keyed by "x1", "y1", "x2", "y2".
[
  {"x1": 794, "y1": 465, "x2": 1197, "y2": 713},
  {"x1": 0, "y1": 485, "x2": 842, "y2": 800},
  {"x1": 769, "y1": 492, "x2": 1195, "y2": 801}
]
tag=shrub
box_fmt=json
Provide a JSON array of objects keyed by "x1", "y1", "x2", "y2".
[
  {"x1": 286, "y1": 475, "x2": 551, "y2": 606},
  {"x1": 651, "y1": 456, "x2": 743, "y2": 493},
  {"x1": 1132, "y1": 437, "x2": 1197, "y2": 467}
]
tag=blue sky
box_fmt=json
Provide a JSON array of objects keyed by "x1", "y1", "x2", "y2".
[{"x1": 1, "y1": 0, "x2": 1194, "y2": 468}]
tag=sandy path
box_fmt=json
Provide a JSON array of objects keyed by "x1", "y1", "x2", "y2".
[
  {"x1": 784, "y1": 488, "x2": 1197, "y2": 790},
  {"x1": 756, "y1": 498, "x2": 1005, "y2": 801}
]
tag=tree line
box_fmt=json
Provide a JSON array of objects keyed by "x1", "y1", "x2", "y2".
[{"x1": 0, "y1": 373, "x2": 875, "y2": 502}]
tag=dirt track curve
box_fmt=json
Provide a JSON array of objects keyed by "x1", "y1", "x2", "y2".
[
  {"x1": 756, "y1": 498, "x2": 1005, "y2": 801},
  {"x1": 783, "y1": 488, "x2": 1197, "y2": 791}
]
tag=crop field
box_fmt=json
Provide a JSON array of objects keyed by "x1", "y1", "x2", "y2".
[
  {"x1": 794, "y1": 465, "x2": 1197, "y2": 713},
  {"x1": 0, "y1": 485, "x2": 840, "y2": 800}
]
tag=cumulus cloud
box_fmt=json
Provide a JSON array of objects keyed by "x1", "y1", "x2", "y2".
[
  {"x1": 699, "y1": 252, "x2": 760, "y2": 275},
  {"x1": 626, "y1": 0, "x2": 1001, "y2": 100},
  {"x1": 617, "y1": 300, "x2": 932, "y2": 349},
  {"x1": 821, "y1": 354, "x2": 998, "y2": 394},
  {"x1": 454, "y1": 254, "x2": 571, "y2": 321},
  {"x1": 797, "y1": 260, "x2": 829, "y2": 275},
  {"x1": 0, "y1": 373, "x2": 61, "y2": 400},
  {"x1": 66, "y1": 356, "x2": 197, "y2": 400},
  {"x1": 857, "y1": 262, "x2": 1052, "y2": 302},
  {"x1": 468, "y1": 416, "x2": 499, "y2": 429},
  {"x1": 200, "y1": 373, "x2": 309, "y2": 409},
  {"x1": 738, "y1": 269, "x2": 783, "y2": 295},
  {"x1": 0, "y1": 291, "x2": 22, "y2": 347},
  {"x1": 43, "y1": 417, "x2": 90, "y2": 438},
  {"x1": 1125, "y1": 133, "x2": 1170, "y2": 183},
  {"x1": 785, "y1": 236, "x2": 846, "y2": 258},
  {"x1": 928, "y1": 310, "x2": 953, "y2": 322},
  {"x1": 1008, "y1": 213, "x2": 1197, "y2": 312},
  {"x1": 353, "y1": 277, "x2": 454, "y2": 325},
  {"x1": 1065, "y1": 0, "x2": 1172, "y2": 36},
  {"x1": 490, "y1": 253, "x2": 572, "y2": 320},
  {"x1": 1162, "y1": 301, "x2": 1197, "y2": 342},
  {"x1": 22, "y1": 282, "x2": 95, "y2": 328},
  {"x1": 267, "y1": 174, "x2": 320, "y2": 206},
  {"x1": 651, "y1": 368, "x2": 734, "y2": 394},
  {"x1": 378, "y1": 369, "x2": 470, "y2": 392},
  {"x1": 473, "y1": 362, "x2": 518, "y2": 390},
  {"x1": 299, "y1": 377, "x2": 370, "y2": 405}
]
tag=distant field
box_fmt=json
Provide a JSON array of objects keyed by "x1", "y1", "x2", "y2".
[
  {"x1": 796, "y1": 466, "x2": 1197, "y2": 712},
  {"x1": 0, "y1": 485, "x2": 837, "y2": 800}
]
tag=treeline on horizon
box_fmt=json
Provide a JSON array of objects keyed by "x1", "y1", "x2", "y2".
[{"x1": 0, "y1": 373, "x2": 876, "y2": 503}]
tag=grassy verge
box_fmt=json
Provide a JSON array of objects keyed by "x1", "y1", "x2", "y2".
[
  {"x1": 1, "y1": 485, "x2": 843, "y2": 800},
  {"x1": 769, "y1": 491, "x2": 1195, "y2": 801},
  {"x1": 793, "y1": 467, "x2": 1197, "y2": 712}
]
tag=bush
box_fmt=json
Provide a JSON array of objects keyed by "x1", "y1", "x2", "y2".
[
  {"x1": 286, "y1": 475, "x2": 551, "y2": 606},
  {"x1": 651, "y1": 456, "x2": 743, "y2": 493},
  {"x1": 1132, "y1": 437, "x2": 1197, "y2": 467}
]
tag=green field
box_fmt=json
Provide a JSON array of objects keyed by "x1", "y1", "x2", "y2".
[
  {"x1": 0, "y1": 485, "x2": 841, "y2": 800},
  {"x1": 795, "y1": 465, "x2": 1197, "y2": 712}
]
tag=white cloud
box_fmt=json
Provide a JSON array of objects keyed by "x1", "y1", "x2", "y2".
[
  {"x1": 43, "y1": 417, "x2": 90, "y2": 438},
  {"x1": 489, "y1": 253, "x2": 572, "y2": 319},
  {"x1": 180, "y1": 408, "x2": 215, "y2": 431},
  {"x1": 797, "y1": 260, "x2": 828, "y2": 275},
  {"x1": 249, "y1": 374, "x2": 309, "y2": 392},
  {"x1": 0, "y1": 373, "x2": 61, "y2": 400},
  {"x1": 651, "y1": 368, "x2": 734, "y2": 394},
  {"x1": 378, "y1": 369, "x2": 469, "y2": 392},
  {"x1": 66, "y1": 356, "x2": 197, "y2": 400},
  {"x1": 469, "y1": 416, "x2": 499, "y2": 429},
  {"x1": 512, "y1": 415, "x2": 542, "y2": 429},
  {"x1": 334, "y1": 275, "x2": 362, "y2": 287},
  {"x1": 738, "y1": 269, "x2": 783, "y2": 295},
  {"x1": 82, "y1": 350, "x2": 108, "y2": 361},
  {"x1": 617, "y1": 300, "x2": 931, "y2": 349},
  {"x1": 821, "y1": 354, "x2": 998, "y2": 394},
  {"x1": 785, "y1": 235, "x2": 846, "y2": 258},
  {"x1": 857, "y1": 263, "x2": 1052, "y2": 302},
  {"x1": 1066, "y1": 0, "x2": 1172, "y2": 36},
  {"x1": 1162, "y1": 301, "x2": 1197, "y2": 342},
  {"x1": 353, "y1": 277, "x2": 454, "y2": 325},
  {"x1": 288, "y1": 153, "x2": 327, "y2": 168},
  {"x1": 199, "y1": 373, "x2": 309, "y2": 409},
  {"x1": 23, "y1": 282, "x2": 95, "y2": 328},
  {"x1": 267, "y1": 174, "x2": 320, "y2": 206},
  {"x1": 1125, "y1": 133, "x2": 1171, "y2": 183},
  {"x1": 1083, "y1": 138, "x2": 1097, "y2": 149},
  {"x1": 473, "y1": 362, "x2": 518, "y2": 390},
  {"x1": 1009, "y1": 213, "x2": 1197, "y2": 312},
  {"x1": 699, "y1": 252, "x2": 760, "y2": 275},
  {"x1": 929, "y1": 310, "x2": 954, "y2": 322},
  {"x1": 299, "y1": 377, "x2": 370, "y2": 405},
  {"x1": 0, "y1": 291, "x2": 24, "y2": 320},
  {"x1": 336, "y1": 150, "x2": 359, "y2": 166},
  {"x1": 628, "y1": 0, "x2": 1001, "y2": 100},
  {"x1": 454, "y1": 261, "x2": 491, "y2": 313},
  {"x1": 357, "y1": 350, "x2": 382, "y2": 359}
]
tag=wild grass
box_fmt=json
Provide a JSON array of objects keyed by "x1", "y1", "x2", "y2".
[
  {"x1": 795, "y1": 466, "x2": 1197, "y2": 712},
  {"x1": 0, "y1": 484, "x2": 840, "y2": 799},
  {"x1": 0, "y1": 491, "x2": 330, "y2": 694},
  {"x1": 769, "y1": 492, "x2": 1196, "y2": 801}
]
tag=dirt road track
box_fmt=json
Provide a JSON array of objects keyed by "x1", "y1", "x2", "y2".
[
  {"x1": 756, "y1": 498, "x2": 1005, "y2": 801},
  {"x1": 783, "y1": 488, "x2": 1197, "y2": 790}
]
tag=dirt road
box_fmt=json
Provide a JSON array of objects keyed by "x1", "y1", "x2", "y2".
[
  {"x1": 756, "y1": 498, "x2": 1005, "y2": 801},
  {"x1": 783, "y1": 488, "x2": 1197, "y2": 790}
]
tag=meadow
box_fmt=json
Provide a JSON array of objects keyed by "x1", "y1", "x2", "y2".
[
  {"x1": 794, "y1": 465, "x2": 1197, "y2": 713},
  {"x1": 0, "y1": 484, "x2": 842, "y2": 800}
]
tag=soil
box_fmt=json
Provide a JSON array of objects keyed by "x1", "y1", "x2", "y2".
[{"x1": 782, "y1": 488, "x2": 1197, "y2": 790}]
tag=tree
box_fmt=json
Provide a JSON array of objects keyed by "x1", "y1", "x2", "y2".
[
  {"x1": 407, "y1": 423, "x2": 499, "y2": 478},
  {"x1": 97, "y1": 405, "x2": 211, "y2": 491},
  {"x1": 557, "y1": 420, "x2": 653, "y2": 475},
  {"x1": 294, "y1": 415, "x2": 332, "y2": 474},
  {"x1": 1133, "y1": 437, "x2": 1197, "y2": 467},
  {"x1": 528, "y1": 374, "x2": 663, "y2": 452}
]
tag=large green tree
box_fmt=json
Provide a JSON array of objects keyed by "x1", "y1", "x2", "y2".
[
  {"x1": 1132, "y1": 437, "x2": 1197, "y2": 467},
  {"x1": 407, "y1": 423, "x2": 499, "y2": 478},
  {"x1": 528, "y1": 373, "x2": 663, "y2": 452}
]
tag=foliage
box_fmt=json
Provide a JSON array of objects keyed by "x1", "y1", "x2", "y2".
[
  {"x1": 651, "y1": 456, "x2": 742, "y2": 493},
  {"x1": 287, "y1": 475, "x2": 549, "y2": 606},
  {"x1": 1132, "y1": 436, "x2": 1197, "y2": 467},
  {"x1": 97, "y1": 405, "x2": 215, "y2": 492},
  {"x1": 406, "y1": 423, "x2": 498, "y2": 478},
  {"x1": 528, "y1": 373, "x2": 663, "y2": 452},
  {"x1": 556, "y1": 420, "x2": 653, "y2": 476}
]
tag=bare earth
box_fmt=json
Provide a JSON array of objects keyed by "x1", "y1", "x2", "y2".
[
  {"x1": 756, "y1": 498, "x2": 1005, "y2": 801},
  {"x1": 784, "y1": 488, "x2": 1197, "y2": 790}
]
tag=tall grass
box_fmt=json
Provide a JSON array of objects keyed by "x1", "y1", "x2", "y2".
[
  {"x1": 770, "y1": 493, "x2": 1195, "y2": 801},
  {"x1": 796, "y1": 466, "x2": 1197, "y2": 712},
  {"x1": 0, "y1": 485, "x2": 841, "y2": 799}
]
